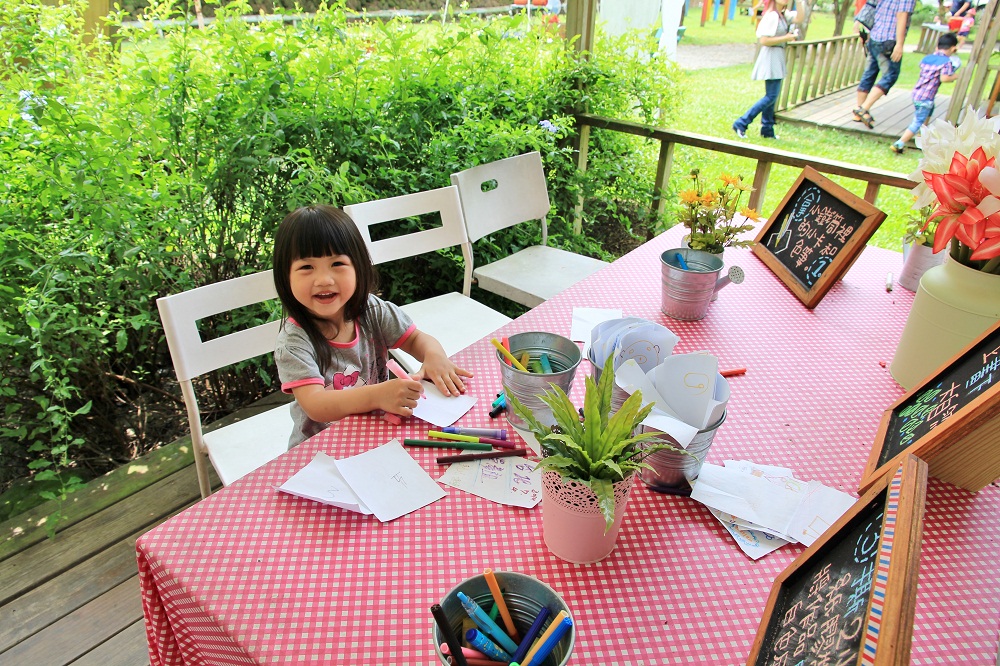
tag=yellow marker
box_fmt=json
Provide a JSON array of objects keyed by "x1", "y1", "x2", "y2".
[
  {"x1": 484, "y1": 568, "x2": 520, "y2": 642},
  {"x1": 521, "y1": 610, "x2": 569, "y2": 666},
  {"x1": 519, "y1": 352, "x2": 531, "y2": 369},
  {"x1": 491, "y1": 338, "x2": 528, "y2": 372},
  {"x1": 428, "y1": 430, "x2": 479, "y2": 443}
]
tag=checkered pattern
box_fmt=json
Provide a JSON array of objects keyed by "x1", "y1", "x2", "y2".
[{"x1": 137, "y1": 227, "x2": 1000, "y2": 665}]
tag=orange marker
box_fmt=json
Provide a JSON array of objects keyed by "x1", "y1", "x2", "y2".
[
  {"x1": 721, "y1": 368, "x2": 746, "y2": 378},
  {"x1": 484, "y1": 568, "x2": 519, "y2": 641}
]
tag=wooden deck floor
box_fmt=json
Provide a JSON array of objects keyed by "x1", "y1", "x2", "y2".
[
  {"x1": 0, "y1": 393, "x2": 288, "y2": 666},
  {"x1": 777, "y1": 85, "x2": 950, "y2": 148}
]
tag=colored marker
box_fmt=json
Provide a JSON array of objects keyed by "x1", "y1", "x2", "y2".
[
  {"x1": 437, "y1": 449, "x2": 527, "y2": 464},
  {"x1": 431, "y1": 604, "x2": 468, "y2": 666},
  {"x1": 510, "y1": 607, "x2": 551, "y2": 664},
  {"x1": 519, "y1": 351, "x2": 531, "y2": 369},
  {"x1": 491, "y1": 338, "x2": 528, "y2": 372},
  {"x1": 484, "y1": 568, "x2": 520, "y2": 641},
  {"x1": 720, "y1": 367, "x2": 747, "y2": 378},
  {"x1": 522, "y1": 616, "x2": 573, "y2": 666},
  {"x1": 457, "y1": 591, "x2": 519, "y2": 654},
  {"x1": 529, "y1": 360, "x2": 544, "y2": 374},
  {"x1": 382, "y1": 413, "x2": 402, "y2": 426},
  {"x1": 501, "y1": 336, "x2": 512, "y2": 366},
  {"x1": 521, "y1": 610, "x2": 568, "y2": 666},
  {"x1": 539, "y1": 353, "x2": 554, "y2": 373},
  {"x1": 674, "y1": 252, "x2": 690, "y2": 270},
  {"x1": 489, "y1": 403, "x2": 506, "y2": 418},
  {"x1": 429, "y1": 430, "x2": 480, "y2": 443},
  {"x1": 465, "y1": 629, "x2": 513, "y2": 662},
  {"x1": 886, "y1": 272, "x2": 894, "y2": 292},
  {"x1": 403, "y1": 439, "x2": 492, "y2": 451},
  {"x1": 492, "y1": 393, "x2": 507, "y2": 408},
  {"x1": 447, "y1": 658, "x2": 510, "y2": 666},
  {"x1": 440, "y1": 643, "x2": 489, "y2": 660},
  {"x1": 480, "y1": 436, "x2": 517, "y2": 449},
  {"x1": 442, "y1": 427, "x2": 507, "y2": 439},
  {"x1": 386, "y1": 358, "x2": 410, "y2": 381}
]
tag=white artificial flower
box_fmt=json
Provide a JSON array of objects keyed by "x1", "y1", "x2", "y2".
[{"x1": 910, "y1": 107, "x2": 1000, "y2": 209}]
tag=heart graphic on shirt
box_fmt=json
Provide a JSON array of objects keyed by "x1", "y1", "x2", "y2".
[{"x1": 332, "y1": 370, "x2": 360, "y2": 390}]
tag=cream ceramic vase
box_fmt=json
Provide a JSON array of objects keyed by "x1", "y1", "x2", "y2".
[
  {"x1": 890, "y1": 256, "x2": 1000, "y2": 390},
  {"x1": 541, "y1": 472, "x2": 634, "y2": 564}
]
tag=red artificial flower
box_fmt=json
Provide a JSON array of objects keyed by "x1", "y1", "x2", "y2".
[{"x1": 923, "y1": 148, "x2": 1000, "y2": 257}]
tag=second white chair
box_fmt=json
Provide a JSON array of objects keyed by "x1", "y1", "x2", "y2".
[
  {"x1": 344, "y1": 186, "x2": 511, "y2": 374},
  {"x1": 451, "y1": 151, "x2": 608, "y2": 308}
]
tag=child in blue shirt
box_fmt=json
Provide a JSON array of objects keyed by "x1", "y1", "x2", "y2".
[{"x1": 891, "y1": 33, "x2": 960, "y2": 154}]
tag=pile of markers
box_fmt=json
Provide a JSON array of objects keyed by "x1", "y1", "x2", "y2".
[
  {"x1": 491, "y1": 337, "x2": 556, "y2": 374},
  {"x1": 431, "y1": 569, "x2": 574, "y2": 666},
  {"x1": 402, "y1": 427, "x2": 528, "y2": 464}
]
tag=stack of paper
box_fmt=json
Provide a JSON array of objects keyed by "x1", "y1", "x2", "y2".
[
  {"x1": 587, "y1": 317, "x2": 680, "y2": 374},
  {"x1": 277, "y1": 440, "x2": 446, "y2": 522},
  {"x1": 437, "y1": 455, "x2": 542, "y2": 509},
  {"x1": 690, "y1": 460, "x2": 857, "y2": 560}
]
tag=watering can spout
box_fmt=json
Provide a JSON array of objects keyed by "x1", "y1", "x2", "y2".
[{"x1": 713, "y1": 266, "x2": 745, "y2": 294}]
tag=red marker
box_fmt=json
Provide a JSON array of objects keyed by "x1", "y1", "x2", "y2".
[{"x1": 721, "y1": 368, "x2": 747, "y2": 378}]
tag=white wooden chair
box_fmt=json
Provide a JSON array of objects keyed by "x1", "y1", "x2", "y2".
[
  {"x1": 344, "y1": 186, "x2": 512, "y2": 374},
  {"x1": 157, "y1": 270, "x2": 293, "y2": 498},
  {"x1": 451, "y1": 151, "x2": 608, "y2": 308}
]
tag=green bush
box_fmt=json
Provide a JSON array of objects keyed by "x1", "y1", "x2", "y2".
[{"x1": 0, "y1": 0, "x2": 679, "y2": 510}]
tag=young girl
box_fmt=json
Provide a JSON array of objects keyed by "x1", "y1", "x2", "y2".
[
  {"x1": 272, "y1": 205, "x2": 473, "y2": 447},
  {"x1": 732, "y1": 0, "x2": 798, "y2": 140}
]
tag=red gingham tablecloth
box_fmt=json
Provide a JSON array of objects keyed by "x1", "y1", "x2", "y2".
[{"x1": 137, "y1": 227, "x2": 1000, "y2": 665}]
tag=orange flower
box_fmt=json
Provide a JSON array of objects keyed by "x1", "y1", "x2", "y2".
[
  {"x1": 678, "y1": 189, "x2": 701, "y2": 204},
  {"x1": 739, "y1": 206, "x2": 761, "y2": 221},
  {"x1": 924, "y1": 148, "x2": 1000, "y2": 258}
]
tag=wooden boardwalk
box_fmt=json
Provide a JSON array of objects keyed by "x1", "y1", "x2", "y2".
[
  {"x1": 778, "y1": 85, "x2": 951, "y2": 147},
  {"x1": 0, "y1": 393, "x2": 288, "y2": 666}
]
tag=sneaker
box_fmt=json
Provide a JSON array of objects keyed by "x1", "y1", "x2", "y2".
[
  {"x1": 890, "y1": 141, "x2": 905, "y2": 154},
  {"x1": 733, "y1": 126, "x2": 747, "y2": 139},
  {"x1": 762, "y1": 133, "x2": 779, "y2": 140}
]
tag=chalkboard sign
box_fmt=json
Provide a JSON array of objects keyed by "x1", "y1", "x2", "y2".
[
  {"x1": 861, "y1": 320, "x2": 1000, "y2": 494},
  {"x1": 747, "y1": 455, "x2": 927, "y2": 666},
  {"x1": 751, "y1": 166, "x2": 886, "y2": 308}
]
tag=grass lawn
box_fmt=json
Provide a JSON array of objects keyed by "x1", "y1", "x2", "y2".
[{"x1": 664, "y1": 9, "x2": 972, "y2": 251}]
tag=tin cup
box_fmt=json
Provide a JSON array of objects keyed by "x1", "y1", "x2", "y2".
[
  {"x1": 433, "y1": 571, "x2": 574, "y2": 665},
  {"x1": 498, "y1": 332, "x2": 581, "y2": 429},
  {"x1": 639, "y1": 411, "x2": 727, "y2": 495}
]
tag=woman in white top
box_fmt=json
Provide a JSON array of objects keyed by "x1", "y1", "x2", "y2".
[{"x1": 732, "y1": 0, "x2": 798, "y2": 139}]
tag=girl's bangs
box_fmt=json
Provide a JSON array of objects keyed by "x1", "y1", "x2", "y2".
[{"x1": 290, "y1": 213, "x2": 350, "y2": 260}]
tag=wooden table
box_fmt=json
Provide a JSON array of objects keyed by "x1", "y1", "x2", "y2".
[{"x1": 137, "y1": 226, "x2": 1000, "y2": 665}]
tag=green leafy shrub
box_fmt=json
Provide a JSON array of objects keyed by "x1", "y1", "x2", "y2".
[{"x1": 0, "y1": 0, "x2": 679, "y2": 513}]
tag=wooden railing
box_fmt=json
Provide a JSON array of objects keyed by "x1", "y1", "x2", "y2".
[
  {"x1": 572, "y1": 113, "x2": 916, "y2": 232},
  {"x1": 778, "y1": 34, "x2": 867, "y2": 112}
]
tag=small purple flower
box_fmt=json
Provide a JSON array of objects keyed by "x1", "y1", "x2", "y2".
[{"x1": 539, "y1": 120, "x2": 559, "y2": 134}]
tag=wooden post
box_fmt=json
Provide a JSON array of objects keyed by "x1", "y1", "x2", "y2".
[
  {"x1": 749, "y1": 161, "x2": 771, "y2": 212},
  {"x1": 565, "y1": 0, "x2": 597, "y2": 54},
  {"x1": 573, "y1": 123, "x2": 591, "y2": 234},
  {"x1": 651, "y1": 140, "x2": 676, "y2": 220},
  {"x1": 82, "y1": 0, "x2": 109, "y2": 41}
]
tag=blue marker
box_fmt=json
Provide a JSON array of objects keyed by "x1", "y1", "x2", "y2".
[
  {"x1": 492, "y1": 393, "x2": 507, "y2": 408},
  {"x1": 457, "y1": 591, "x2": 519, "y2": 654},
  {"x1": 466, "y1": 628, "x2": 513, "y2": 662},
  {"x1": 442, "y1": 427, "x2": 507, "y2": 440},
  {"x1": 523, "y1": 616, "x2": 573, "y2": 666},
  {"x1": 674, "y1": 252, "x2": 690, "y2": 270},
  {"x1": 511, "y1": 606, "x2": 551, "y2": 664},
  {"x1": 539, "y1": 353, "x2": 553, "y2": 373}
]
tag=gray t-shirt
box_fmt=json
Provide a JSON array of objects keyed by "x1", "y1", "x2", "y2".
[
  {"x1": 751, "y1": 11, "x2": 790, "y2": 81},
  {"x1": 275, "y1": 294, "x2": 415, "y2": 447}
]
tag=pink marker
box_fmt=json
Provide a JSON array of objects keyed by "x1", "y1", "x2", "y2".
[{"x1": 439, "y1": 643, "x2": 490, "y2": 660}]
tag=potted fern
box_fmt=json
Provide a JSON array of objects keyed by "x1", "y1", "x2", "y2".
[{"x1": 510, "y1": 354, "x2": 682, "y2": 563}]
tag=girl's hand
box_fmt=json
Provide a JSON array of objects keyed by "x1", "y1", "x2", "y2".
[
  {"x1": 415, "y1": 352, "x2": 474, "y2": 397},
  {"x1": 379, "y1": 376, "x2": 424, "y2": 416}
]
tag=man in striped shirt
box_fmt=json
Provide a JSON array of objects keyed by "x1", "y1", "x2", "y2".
[
  {"x1": 851, "y1": 0, "x2": 917, "y2": 129},
  {"x1": 890, "y1": 32, "x2": 960, "y2": 153}
]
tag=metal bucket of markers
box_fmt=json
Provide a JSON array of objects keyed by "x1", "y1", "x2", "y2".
[
  {"x1": 588, "y1": 348, "x2": 629, "y2": 417},
  {"x1": 499, "y1": 332, "x2": 581, "y2": 430},
  {"x1": 434, "y1": 571, "x2": 574, "y2": 665},
  {"x1": 638, "y1": 411, "x2": 727, "y2": 496},
  {"x1": 661, "y1": 248, "x2": 724, "y2": 321}
]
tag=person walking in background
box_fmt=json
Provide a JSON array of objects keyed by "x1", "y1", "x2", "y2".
[
  {"x1": 732, "y1": 0, "x2": 798, "y2": 140},
  {"x1": 852, "y1": 0, "x2": 916, "y2": 129},
  {"x1": 890, "y1": 32, "x2": 960, "y2": 154}
]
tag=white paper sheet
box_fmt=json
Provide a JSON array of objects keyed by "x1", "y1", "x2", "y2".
[
  {"x1": 785, "y1": 481, "x2": 857, "y2": 547},
  {"x1": 412, "y1": 381, "x2": 478, "y2": 428},
  {"x1": 589, "y1": 317, "x2": 648, "y2": 366},
  {"x1": 613, "y1": 325, "x2": 679, "y2": 374},
  {"x1": 615, "y1": 360, "x2": 697, "y2": 447},
  {"x1": 334, "y1": 440, "x2": 446, "y2": 522},
  {"x1": 690, "y1": 463, "x2": 802, "y2": 538},
  {"x1": 276, "y1": 452, "x2": 372, "y2": 514},
  {"x1": 708, "y1": 507, "x2": 788, "y2": 560},
  {"x1": 438, "y1": 455, "x2": 542, "y2": 508},
  {"x1": 571, "y1": 307, "x2": 623, "y2": 356},
  {"x1": 652, "y1": 354, "x2": 719, "y2": 429}
]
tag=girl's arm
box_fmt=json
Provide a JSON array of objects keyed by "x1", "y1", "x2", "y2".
[
  {"x1": 399, "y1": 329, "x2": 474, "y2": 397},
  {"x1": 292, "y1": 377, "x2": 424, "y2": 423}
]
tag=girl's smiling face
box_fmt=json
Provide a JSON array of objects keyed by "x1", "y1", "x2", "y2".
[{"x1": 289, "y1": 253, "x2": 358, "y2": 329}]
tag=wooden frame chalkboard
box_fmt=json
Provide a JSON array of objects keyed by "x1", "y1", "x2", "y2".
[
  {"x1": 751, "y1": 166, "x2": 886, "y2": 309},
  {"x1": 747, "y1": 455, "x2": 927, "y2": 666},
  {"x1": 860, "y1": 320, "x2": 1000, "y2": 494}
]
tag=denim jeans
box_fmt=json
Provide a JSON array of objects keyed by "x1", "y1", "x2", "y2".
[
  {"x1": 734, "y1": 78, "x2": 782, "y2": 138},
  {"x1": 907, "y1": 99, "x2": 935, "y2": 135},
  {"x1": 858, "y1": 39, "x2": 901, "y2": 95}
]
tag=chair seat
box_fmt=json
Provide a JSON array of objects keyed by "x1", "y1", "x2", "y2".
[
  {"x1": 473, "y1": 245, "x2": 608, "y2": 308},
  {"x1": 393, "y1": 292, "x2": 512, "y2": 374},
  {"x1": 204, "y1": 402, "x2": 294, "y2": 486}
]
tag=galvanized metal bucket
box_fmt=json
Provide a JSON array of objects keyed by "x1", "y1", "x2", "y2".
[
  {"x1": 499, "y1": 332, "x2": 581, "y2": 429},
  {"x1": 638, "y1": 411, "x2": 726, "y2": 496},
  {"x1": 588, "y1": 348, "x2": 629, "y2": 416},
  {"x1": 661, "y1": 248, "x2": 727, "y2": 321}
]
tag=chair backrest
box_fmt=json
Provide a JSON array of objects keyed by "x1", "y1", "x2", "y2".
[
  {"x1": 157, "y1": 270, "x2": 281, "y2": 383},
  {"x1": 343, "y1": 185, "x2": 475, "y2": 297},
  {"x1": 450, "y1": 151, "x2": 552, "y2": 245}
]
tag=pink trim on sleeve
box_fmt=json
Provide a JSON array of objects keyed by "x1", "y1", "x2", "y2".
[
  {"x1": 281, "y1": 377, "x2": 325, "y2": 394},
  {"x1": 392, "y1": 323, "x2": 417, "y2": 350}
]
